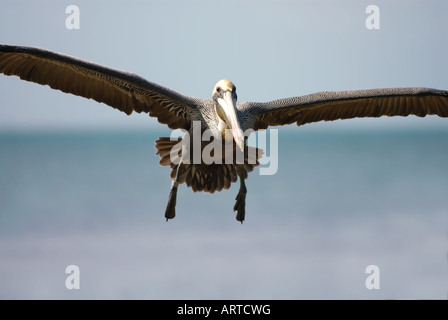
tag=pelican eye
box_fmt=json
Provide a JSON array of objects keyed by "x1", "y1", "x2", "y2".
[{"x1": 216, "y1": 87, "x2": 222, "y2": 94}]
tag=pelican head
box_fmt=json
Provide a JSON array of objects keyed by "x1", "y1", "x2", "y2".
[{"x1": 212, "y1": 79, "x2": 244, "y2": 151}]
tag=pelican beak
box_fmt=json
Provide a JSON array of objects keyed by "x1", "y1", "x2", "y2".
[{"x1": 218, "y1": 91, "x2": 245, "y2": 151}]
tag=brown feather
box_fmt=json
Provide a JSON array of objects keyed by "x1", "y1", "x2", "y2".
[
  {"x1": 252, "y1": 88, "x2": 448, "y2": 130},
  {"x1": 155, "y1": 137, "x2": 263, "y2": 193},
  {"x1": 0, "y1": 45, "x2": 197, "y2": 129}
]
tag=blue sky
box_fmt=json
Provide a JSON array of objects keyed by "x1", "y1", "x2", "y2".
[{"x1": 1, "y1": 0, "x2": 447, "y2": 130}]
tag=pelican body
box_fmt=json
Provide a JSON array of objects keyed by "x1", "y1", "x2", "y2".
[
  {"x1": 155, "y1": 80, "x2": 263, "y2": 222},
  {"x1": 1, "y1": 45, "x2": 448, "y2": 222}
]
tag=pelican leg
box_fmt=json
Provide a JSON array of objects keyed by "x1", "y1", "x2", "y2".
[
  {"x1": 233, "y1": 170, "x2": 247, "y2": 223},
  {"x1": 164, "y1": 180, "x2": 178, "y2": 221},
  {"x1": 164, "y1": 163, "x2": 182, "y2": 221}
]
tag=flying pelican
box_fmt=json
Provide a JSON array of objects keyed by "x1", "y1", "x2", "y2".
[{"x1": 1, "y1": 45, "x2": 448, "y2": 223}]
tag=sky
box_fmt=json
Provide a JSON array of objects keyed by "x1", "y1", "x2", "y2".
[{"x1": 0, "y1": 0, "x2": 447, "y2": 131}]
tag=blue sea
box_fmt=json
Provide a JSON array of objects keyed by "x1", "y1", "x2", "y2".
[{"x1": 0, "y1": 127, "x2": 447, "y2": 299}]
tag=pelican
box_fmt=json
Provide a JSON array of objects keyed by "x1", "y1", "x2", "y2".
[{"x1": 1, "y1": 45, "x2": 448, "y2": 223}]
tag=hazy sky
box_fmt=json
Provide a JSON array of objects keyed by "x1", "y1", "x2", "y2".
[{"x1": 1, "y1": 0, "x2": 447, "y2": 130}]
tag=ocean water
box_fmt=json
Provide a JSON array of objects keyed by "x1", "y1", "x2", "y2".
[{"x1": 0, "y1": 127, "x2": 447, "y2": 299}]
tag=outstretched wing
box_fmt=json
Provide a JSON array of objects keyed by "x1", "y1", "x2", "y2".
[
  {"x1": 241, "y1": 88, "x2": 448, "y2": 130},
  {"x1": 0, "y1": 45, "x2": 199, "y2": 130}
]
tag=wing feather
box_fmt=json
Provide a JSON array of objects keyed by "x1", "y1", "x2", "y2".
[
  {"x1": 0, "y1": 45, "x2": 200, "y2": 130},
  {"x1": 243, "y1": 88, "x2": 448, "y2": 130}
]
